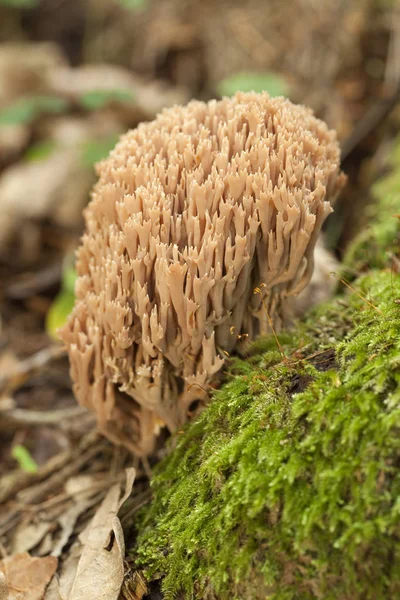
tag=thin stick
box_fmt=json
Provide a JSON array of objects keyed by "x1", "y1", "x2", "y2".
[
  {"x1": 338, "y1": 277, "x2": 383, "y2": 315},
  {"x1": 253, "y1": 287, "x2": 286, "y2": 360}
]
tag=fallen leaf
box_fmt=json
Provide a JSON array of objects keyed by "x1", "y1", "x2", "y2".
[
  {"x1": 0, "y1": 572, "x2": 8, "y2": 600},
  {"x1": 48, "y1": 64, "x2": 189, "y2": 121},
  {"x1": 51, "y1": 468, "x2": 135, "y2": 600},
  {"x1": 12, "y1": 520, "x2": 54, "y2": 554},
  {"x1": 0, "y1": 148, "x2": 93, "y2": 254},
  {"x1": 0, "y1": 349, "x2": 19, "y2": 377},
  {"x1": 0, "y1": 552, "x2": 58, "y2": 600},
  {"x1": 120, "y1": 570, "x2": 148, "y2": 600},
  {"x1": 64, "y1": 474, "x2": 97, "y2": 496},
  {"x1": 0, "y1": 42, "x2": 66, "y2": 107},
  {"x1": 45, "y1": 543, "x2": 81, "y2": 600},
  {"x1": 37, "y1": 533, "x2": 56, "y2": 558},
  {"x1": 43, "y1": 575, "x2": 62, "y2": 600},
  {"x1": 52, "y1": 496, "x2": 98, "y2": 558}
]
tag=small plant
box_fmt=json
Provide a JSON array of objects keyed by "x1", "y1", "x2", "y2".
[
  {"x1": 217, "y1": 71, "x2": 289, "y2": 98},
  {"x1": 46, "y1": 260, "x2": 77, "y2": 340},
  {"x1": 11, "y1": 445, "x2": 38, "y2": 474},
  {"x1": 79, "y1": 89, "x2": 135, "y2": 111},
  {"x1": 116, "y1": 0, "x2": 147, "y2": 12},
  {"x1": 80, "y1": 134, "x2": 120, "y2": 166},
  {"x1": 0, "y1": 95, "x2": 68, "y2": 127}
]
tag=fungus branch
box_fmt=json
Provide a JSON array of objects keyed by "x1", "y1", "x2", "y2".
[{"x1": 61, "y1": 92, "x2": 345, "y2": 454}]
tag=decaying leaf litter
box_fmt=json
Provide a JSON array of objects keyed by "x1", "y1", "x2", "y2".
[{"x1": 0, "y1": 0, "x2": 399, "y2": 599}]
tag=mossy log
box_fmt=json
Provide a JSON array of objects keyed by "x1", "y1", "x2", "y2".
[{"x1": 131, "y1": 144, "x2": 400, "y2": 600}]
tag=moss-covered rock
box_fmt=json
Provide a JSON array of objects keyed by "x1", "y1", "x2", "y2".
[{"x1": 132, "y1": 144, "x2": 400, "y2": 599}]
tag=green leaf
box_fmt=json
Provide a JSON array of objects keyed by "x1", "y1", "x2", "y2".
[
  {"x1": 46, "y1": 290, "x2": 75, "y2": 339},
  {"x1": 0, "y1": 100, "x2": 36, "y2": 126},
  {"x1": 0, "y1": 0, "x2": 39, "y2": 7},
  {"x1": 24, "y1": 140, "x2": 57, "y2": 162},
  {"x1": 46, "y1": 259, "x2": 77, "y2": 339},
  {"x1": 217, "y1": 71, "x2": 289, "y2": 98},
  {"x1": 116, "y1": 0, "x2": 147, "y2": 11},
  {"x1": 0, "y1": 95, "x2": 68, "y2": 126},
  {"x1": 79, "y1": 89, "x2": 135, "y2": 111},
  {"x1": 12, "y1": 445, "x2": 38, "y2": 474},
  {"x1": 81, "y1": 134, "x2": 119, "y2": 166},
  {"x1": 35, "y1": 95, "x2": 68, "y2": 113},
  {"x1": 62, "y1": 266, "x2": 77, "y2": 294}
]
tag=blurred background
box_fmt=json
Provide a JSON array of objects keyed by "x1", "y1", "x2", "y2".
[{"x1": 0, "y1": 0, "x2": 399, "y2": 481}]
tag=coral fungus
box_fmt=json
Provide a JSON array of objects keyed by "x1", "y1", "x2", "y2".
[{"x1": 61, "y1": 92, "x2": 345, "y2": 454}]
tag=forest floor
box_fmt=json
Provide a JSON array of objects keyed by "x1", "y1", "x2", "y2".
[{"x1": 0, "y1": 1, "x2": 399, "y2": 598}]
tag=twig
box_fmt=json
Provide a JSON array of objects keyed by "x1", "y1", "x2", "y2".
[
  {"x1": 0, "y1": 405, "x2": 87, "y2": 426},
  {"x1": 341, "y1": 83, "x2": 400, "y2": 161},
  {"x1": 342, "y1": 2, "x2": 400, "y2": 168},
  {"x1": 338, "y1": 277, "x2": 383, "y2": 315},
  {"x1": 384, "y1": 4, "x2": 400, "y2": 91},
  {"x1": 0, "y1": 430, "x2": 100, "y2": 505},
  {"x1": 6, "y1": 262, "x2": 62, "y2": 300},
  {"x1": 253, "y1": 286, "x2": 287, "y2": 360},
  {"x1": 0, "y1": 345, "x2": 66, "y2": 394}
]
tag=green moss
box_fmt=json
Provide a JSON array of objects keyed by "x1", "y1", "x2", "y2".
[
  {"x1": 132, "y1": 142, "x2": 400, "y2": 599},
  {"x1": 135, "y1": 272, "x2": 400, "y2": 599}
]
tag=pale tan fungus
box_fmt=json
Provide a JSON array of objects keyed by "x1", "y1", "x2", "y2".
[{"x1": 60, "y1": 92, "x2": 346, "y2": 455}]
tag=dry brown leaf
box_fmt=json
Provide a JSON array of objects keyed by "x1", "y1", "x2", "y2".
[
  {"x1": 0, "y1": 149, "x2": 92, "y2": 253},
  {"x1": 0, "y1": 124, "x2": 30, "y2": 162},
  {"x1": 120, "y1": 570, "x2": 148, "y2": 600},
  {"x1": 0, "y1": 43, "x2": 66, "y2": 106},
  {"x1": 42, "y1": 575, "x2": 62, "y2": 600},
  {"x1": 0, "y1": 350, "x2": 20, "y2": 380},
  {"x1": 52, "y1": 496, "x2": 99, "y2": 558},
  {"x1": 37, "y1": 534, "x2": 56, "y2": 559},
  {"x1": 0, "y1": 552, "x2": 58, "y2": 600},
  {"x1": 45, "y1": 543, "x2": 81, "y2": 600},
  {"x1": 67, "y1": 468, "x2": 135, "y2": 600},
  {"x1": 47, "y1": 64, "x2": 188, "y2": 121},
  {"x1": 12, "y1": 521, "x2": 54, "y2": 555},
  {"x1": 0, "y1": 572, "x2": 8, "y2": 600},
  {"x1": 49, "y1": 468, "x2": 135, "y2": 600},
  {"x1": 64, "y1": 474, "x2": 98, "y2": 497},
  {"x1": 68, "y1": 517, "x2": 125, "y2": 600}
]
